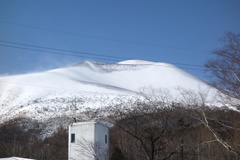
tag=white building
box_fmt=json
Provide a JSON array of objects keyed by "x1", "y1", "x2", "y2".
[{"x1": 68, "y1": 121, "x2": 109, "y2": 160}]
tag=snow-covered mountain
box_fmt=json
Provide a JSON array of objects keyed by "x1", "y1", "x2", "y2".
[{"x1": 0, "y1": 60, "x2": 220, "y2": 124}]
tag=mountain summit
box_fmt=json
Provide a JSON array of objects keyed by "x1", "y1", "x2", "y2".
[{"x1": 0, "y1": 60, "x2": 218, "y2": 123}]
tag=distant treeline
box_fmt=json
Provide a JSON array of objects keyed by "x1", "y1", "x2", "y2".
[{"x1": 0, "y1": 105, "x2": 240, "y2": 160}]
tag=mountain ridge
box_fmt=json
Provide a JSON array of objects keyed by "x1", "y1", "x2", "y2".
[{"x1": 0, "y1": 60, "x2": 220, "y2": 124}]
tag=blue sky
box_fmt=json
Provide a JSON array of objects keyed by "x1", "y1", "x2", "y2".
[{"x1": 0, "y1": 0, "x2": 239, "y2": 81}]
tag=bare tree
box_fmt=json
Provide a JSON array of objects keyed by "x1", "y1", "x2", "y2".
[
  {"x1": 205, "y1": 32, "x2": 240, "y2": 100},
  {"x1": 108, "y1": 99, "x2": 189, "y2": 160},
  {"x1": 190, "y1": 108, "x2": 240, "y2": 158},
  {"x1": 138, "y1": 86, "x2": 172, "y2": 104},
  {"x1": 75, "y1": 138, "x2": 108, "y2": 160},
  {"x1": 201, "y1": 32, "x2": 240, "y2": 156},
  {"x1": 177, "y1": 85, "x2": 240, "y2": 158}
]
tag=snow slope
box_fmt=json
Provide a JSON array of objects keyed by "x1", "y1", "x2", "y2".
[{"x1": 0, "y1": 60, "x2": 220, "y2": 123}]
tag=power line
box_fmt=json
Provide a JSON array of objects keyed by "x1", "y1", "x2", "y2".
[
  {"x1": 0, "y1": 40, "x2": 130, "y2": 60},
  {"x1": 0, "y1": 43, "x2": 204, "y2": 70},
  {"x1": 0, "y1": 40, "x2": 205, "y2": 69},
  {"x1": 0, "y1": 20, "x2": 211, "y2": 53},
  {"x1": 0, "y1": 43, "x2": 121, "y2": 62}
]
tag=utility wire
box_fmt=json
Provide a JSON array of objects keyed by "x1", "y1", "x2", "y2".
[
  {"x1": 0, "y1": 43, "x2": 121, "y2": 62},
  {"x1": 0, "y1": 44, "x2": 204, "y2": 70},
  {"x1": 0, "y1": 40, "x2": 205, "y2": 69},
  {"x1": 0, "y1": 20, "x2": 211, "y2": 53},
  {"x1": 0, "y1": 40, "x2": 130, "y2": 60}
]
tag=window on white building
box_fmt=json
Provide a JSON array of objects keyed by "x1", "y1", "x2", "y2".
[
  {"x1": 105, "y1": 135, "x2": 107, "y2": 144},
  {"x1": 71, "y1": 134, "x2": 75, "y2": 143}
]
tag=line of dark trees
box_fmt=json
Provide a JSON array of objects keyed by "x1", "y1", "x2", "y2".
[
  {"x1": 0, "y1": 104, "x2": 240, "y2": 160},
  {"x1": 109, "y1": 103, "x2": 240, "y2": 160},
  {"x1": 0, "y1": 118, "x2": 68, "y2": 160}
]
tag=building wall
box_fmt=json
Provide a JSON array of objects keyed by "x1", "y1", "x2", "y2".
[
  {"x1": 68, "y1": 121, "x2": 109, "y2": 160},
  {"x1": 94, "y1": 122, "x2": 109, "y2": 160}
]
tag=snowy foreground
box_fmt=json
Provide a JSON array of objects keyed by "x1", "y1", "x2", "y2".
[{"x1": 0, "y1": 60, "x2": 225, "y2": 124}]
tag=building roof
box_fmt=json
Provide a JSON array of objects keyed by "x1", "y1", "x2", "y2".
[
  {"x1": 71, "y1": 121, "x2": 109, "y2": 128},
  {"x1": 0, "y1": 157, "x2": 35, "y2": 160}
]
